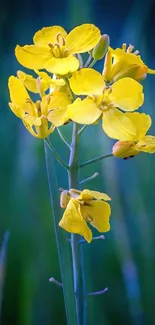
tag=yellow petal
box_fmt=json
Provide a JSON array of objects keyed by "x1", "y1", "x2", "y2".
[
  {"x1": 17, "y1": 70, "x2": 38, "y2": 93},
  {"x1": 46, "y1": 91, "x2": 71, "y2": 125},
  {"x1": 48, "y1": 107, "x2": 69, "y2": 126},
  {"x1": 45, "y1": 55, "x2": 79, "y2": 75},
  {"x1": 8, "y1": 76, "x2": 30, "y2": 105},
  {"x1": 9, "y1": 103, "x2": 22, "y2": 118},
  {"x1": 112, "y1": 141, "x2": 139, "y2": 158},
  {"x1": 81, "y1": 200, "x2": 111, "y2": 233},
  {"x1": 102, "y1": 108, "x2": 137, "y2": 141},
  {"x1": 33, "y1": 26, "x2": 67, "y2": 45},
  {"x1": 59, "y1": 199, "x2": 92, "y2": 243},
  {"x1": 124, "y1": 112, "x2": 151, "y2": 139},
  {"x1": 22, "y1": 121, "x2": 39, "y2": 138},
  {"x1": 15, "y1": 45, "x2": 51, "y2": 69},
  {"x1": 67, "y1": 98, "x2": 101, "y2": 124},
  {"x1": 109, "y1": 78, "x2": 144, "y2": 111},
  {"x1": 66, "y1": 24, "x2": 101, "y2": 53},
  {"x1": 49, "y1": 90, "x2": 71, "y2": 109},
  {"x1": 69, "y1": 68, "x2": 105, "y2": 95},
  {"x1": 136, "y1": 135, "x2": 155, "y2": 153},
  {"x1": 23, "y1": 114, "x2": 42, "y2": 126},
  {"x1": 79, "y1": 189, "x2": 111, "y2": 201}
]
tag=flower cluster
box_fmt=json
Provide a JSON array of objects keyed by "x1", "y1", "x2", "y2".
[{"x1": 8, "y1": 23, "x2": 155, "y2": 242}]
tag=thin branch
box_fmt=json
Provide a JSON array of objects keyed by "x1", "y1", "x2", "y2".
[
  {"x1": 87, "y1": 287, "x2": 108, "y2": 297},
  {"x1": 80, "y1": 153, "x2": 113, "y2": 168},
  {"x1": 78, "y1": 125, "x2": 88, "y2": 137},
  {"x1": 88, "y1": 59, "x2": 97, "y2": 68},
  {"x1": 80, "y1": 172, "x2": 99, "y2": 185},
  {"x1": 49, "y1": 277, "x2": 63, "y2": 287},
  {"x1": 79, "y1": 235, "x2": 105, "y2": 244},
  {"x1": 84, "y1": 54, "x2": 92, "y2": 68},
  {"x1": 45, "y1": 138, "x2": 69, "y2": 170},
  {"x1": 57, "y1": 128, "x2": 71, "y2": 149}
]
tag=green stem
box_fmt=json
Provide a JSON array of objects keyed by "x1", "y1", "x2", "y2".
[
  {"x1": 44, "y1": 142, "x2": 77, "y2": 325},
  {"x1": 68, "y1": 123, "x2": 87, "y2": 325},
  {"x1": 57, "y1": 128, "x2": 71, "y2": 149},
  {"x1": 88, "y1": 59, "x2": 97, "y2": 68},
  {"x1": 80, "y1": 152, "x2": 113, "y2": 168},
  {"x1": 78, "y1": 125, "x2": 88, "y2": 137},
  {"x1": 45, "y1": 138, "x2": 69, "y2": 170}
]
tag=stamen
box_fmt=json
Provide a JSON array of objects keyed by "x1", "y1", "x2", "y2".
[
  {"x1": 127, "y1": 44, "x2": 134, "y2": 53},
  {"x1": 63, "y1": 48, "x2": 69, "y2": 57},
  {"x1": 56, "y1": 33, "x2": 66, "y2": 46},
  {"x1": 133, "y1": 50, "x2": 139, "y2": 55},
  {"x1": 122, "y1": 43, "x2": 127, "y2": 51},
  {"x1": 48, "y1": 42, "x2": 54, "y2": 49}
]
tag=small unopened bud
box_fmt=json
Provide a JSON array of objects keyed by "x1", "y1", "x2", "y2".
[
  {"x1": 112, "y1": 141, "x2": 136, "y2": 158},
  {"x1": 113, "y1": 64, "x2": 148, "y2": 82},
  {"x1": 92, "y1": 34, "x2": 110, "y2": 60}
]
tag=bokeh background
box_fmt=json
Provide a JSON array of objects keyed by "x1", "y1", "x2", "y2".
[{"x1": 1, "y1": 0, "x2": 155, "y2": 324}]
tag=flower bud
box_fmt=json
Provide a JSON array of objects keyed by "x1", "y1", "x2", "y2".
[
  {"x1": 60, "y1": 190, "x2": 69, "y2": 208},
  {"x1": 92, "y1": 34, "x2": 110, "y2": 60},
  {"x1": 112, "y1": 141, "x2": 138, "y2": 158},
  {"x1": 113, "y1": 64, "x2": 148, "y2": 82}
]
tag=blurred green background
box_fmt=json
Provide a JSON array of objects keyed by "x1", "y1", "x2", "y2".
[{"x1": 1, "y1": 0, "x2": 155, "y2": 324}]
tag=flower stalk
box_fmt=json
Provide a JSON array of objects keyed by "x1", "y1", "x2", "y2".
[{"x1": 68, "y1": 123, "x2": 87, "y2": 325}]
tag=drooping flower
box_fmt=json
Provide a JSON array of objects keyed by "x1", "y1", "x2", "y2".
[
  {"x1": 8, "y1": 76, "x2": 71, "y2": 138},
  {"x1": 59, "y1": 188, "x2": 111, "y2": 243},
  {"x1": 67, "y1": 68, "x2": 144, "y2": 139},
  {"x1": 103, "y1": 44, "x2": 155, "y2": 82},
  {"x1": 15, "y1": 24, "x2": 101, "y2": 75},
  {"x1": 17, "y1": 70, "x2": 65, "y2": 96},
  {"x1": 112, "y1": 112, "x2": 155, "y2": 158}
]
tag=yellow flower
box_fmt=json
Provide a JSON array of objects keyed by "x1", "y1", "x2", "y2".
[
  {"x1": 67, "y1": 68, "x2": 144, "y2": 139},
  {"x1": 59, "y1": 188, "x2": 111, "y2": 243},
  {"x1": 8, "y1": 76, "x2": 71, "y2": 138},
  {"x1": 17, "y1": 70, "x2": 65, "y2": 96},
  {"x1": 15, "y1": 24, "x2": 101, "y2": 75},
  {"x1": 112, "y1": 112, "x2": 155, "y2": 158},
  {"x1": 103, "y1": 44, "x2": 155, "y2": 82}
]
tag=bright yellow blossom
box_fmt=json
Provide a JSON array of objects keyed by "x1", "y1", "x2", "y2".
[
  {"x1": 112, "y1": 112, "x2": 155, "y2": 158},
  {"x1": 8, "y1": 76, "x2": 71, "y2": 138},
  {"x1": 17, "y1": 70, "x2": 65, "y2": 95},
  {"x1": 15, "y1": 24, "x2": 101, "y2": 75},
  {"x1": 103, "y1": 44, "x2": 155, "y2": 82},
  {"x1": 67, "y1": 68, "x2": 144, "y2": 139},
  {"x1": 59, "y1": 188, "x2": 111, "y2": 243}
]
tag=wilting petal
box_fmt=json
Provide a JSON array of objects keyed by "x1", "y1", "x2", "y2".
[
  {"x1": 67, "y1": 98, "x2": 101, "y2": 124},
  {"x1": 102, "y1": 108, "x2": 136, "y2": 141},
  {"x1": 124, "y1": 112, "x2": 151, "y2": 139},
  {"x1": 69, "y1": 68, "x2": 105, "y2": 95},
  {"x1": 136, "y1": 135, "x2": 155, "y2": 153},
  {"x1": 45, "y1": 55, "x2": 79, "y2": 75},
  {"x1": 59, "y1": 199, "x2": 92, "y2": 243},
  {"x1": 109, "y1": 77, "x2": 144, "y2": 111},
  {"x1": 81, "y1": 200, "x2": 111, "y2": 233},
  {"x1": 15, "y1": 45, "x2": 51, "y2": 69},
  {"x1": 66, "y1": 24, "x2": 101, "y2": 53},
  {"x1": 8, "y1": 76, "x2": 30, "y2": 105},
  {"x1": 33, "y1": 26, "x2": 67, "y2": 45},
  {"x1": 79, "y1": 189, "x2": 111, "y2": 201}
]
